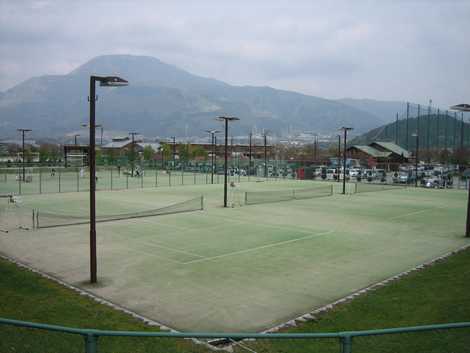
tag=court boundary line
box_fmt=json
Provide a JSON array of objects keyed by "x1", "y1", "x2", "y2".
[
  {"x1": 182, "y1": 230, "x2": 334, "y2": 265},
  {"x1": 389, "y1": 206, "x2": 444, "y2": 221}
]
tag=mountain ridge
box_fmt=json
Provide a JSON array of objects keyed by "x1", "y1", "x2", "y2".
[{"x1": 0, "y1": 54, "x2": 403, "y2": 138}]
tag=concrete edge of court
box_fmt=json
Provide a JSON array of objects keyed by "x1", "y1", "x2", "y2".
[{"x1": 2, "y1": 241, "x2": 470, "y2": 350}]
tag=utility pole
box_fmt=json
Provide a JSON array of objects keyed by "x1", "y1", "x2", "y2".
[
  {"x1": 206, "y1": 130, "x2": 220, "y2": 184},
  {"x1": 129, "y1": 132, "x2": 139, "y2": 177},
  {"x1": 17, "y1": 128, "x2": 32, "y2": 182}
]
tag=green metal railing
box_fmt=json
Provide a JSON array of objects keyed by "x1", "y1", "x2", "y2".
[{"x1": 1, "y1": 317, "x2": 469, "y2": 353}]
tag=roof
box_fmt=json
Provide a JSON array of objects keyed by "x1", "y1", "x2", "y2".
[
  {"x1": 370, "y1": 142, "x2": 411, "y2": 158},
  {"x1": 137, "y1": 142, "x2": 161, "y2": 150},
  {"x1": 348, "y1": 145, "x2": 391, "y2": 158},
  {"x1": 102, "y1": 140, "x2": 133, "y2": 149}
]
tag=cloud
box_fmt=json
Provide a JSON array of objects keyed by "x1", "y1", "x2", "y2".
[{"x1": 0, "y1": 0, "x2": 469, "y2": 108}]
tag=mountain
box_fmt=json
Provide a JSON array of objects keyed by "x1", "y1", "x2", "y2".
[
  {"x1": 337, "y1": 98, "x2": 406, "y2": 126},
  {"x1": 0, "y1": 54, "x2": 393, "y2": 139},
  {"x1": 351, "y1": 113, "x2": 470, "y2": 150}
]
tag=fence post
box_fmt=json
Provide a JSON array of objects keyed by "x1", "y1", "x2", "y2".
[
  {"x1": 110, "y1": 168, "x2": 113, "y2": 190},
  {"x1": 340, "y1": 335, "x2": 352, "y2": 353},
  {"x1": 84, "y1": 333, "x2": 98, "y2": 353}
]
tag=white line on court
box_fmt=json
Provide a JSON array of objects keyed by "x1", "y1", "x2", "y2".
[
  {"x1": 132, "y1": 239, "x2": 206, "y2": 258},
  {"x1": 129, "y1": 248, "x2": 186, "y2": 265},
  {"x1": 182, "y1": 230, "x2": 334, "y2": 265},
  {"x1": 388, "y1": 206, "x2": 444, "y2": 221}
]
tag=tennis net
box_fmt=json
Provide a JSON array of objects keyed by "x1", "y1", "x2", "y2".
[
  {"x1": 355, "y1": 182, "x2": 406, "y2": 194},
  {"x1": 244, "y1": 185, "x2": 333, "y2": 205},
  {"x1": 35, "y1": 196, "x2": 204, "y2": 229}
]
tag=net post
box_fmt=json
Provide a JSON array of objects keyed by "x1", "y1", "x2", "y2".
[
  {"x1": 355, "y1": 183, "x2": 358, "y2": 194},
  {"x1": 244, "y1": 191, "x2": 248, "y2": 205},
  {"x1": 194, "y1": 172, "x2": 196, "y2": 185},
  {"x1": 200, "y1": 195, "x2": 204, "y2": 210},
  {"x1": 18, "y1": 169, "x2": 21, "y2": 195},
  {"x1": 141, "y1": 171, "x2": 143, "y2": 189},
  {"x1": 77, "y1": 167, "x2": 80, "y2": 192},
  {"x1": 292, "y1": 189, "x2": 296, "y2": 199},
  {"x1": 32, "y1": 209, "x2": 35, "y2": 230},
  {"x1": 36, "y1": 210, "x2": 39, "y2": 229},
  {"x1": 155, "y1": 168, "x2": 158, "y2": 187},
  {"x1": 126, "y1": 174, "x2": 129, "y2": 189},
  {"x1": 110, "y1": 168, "x2": 113, "y2": 190},
  {"x1": 58, "y1": 169, "x2": 61, "y2": 193},
  {"x1": 330, "y1": 184, "x2": 334, "y2": 196},
  {"x1": 169, "y1": 171, "x2": 171, "y2": 186},
  {"x1": 84, "y1": 333, "x2": 98, "y2": 353}
]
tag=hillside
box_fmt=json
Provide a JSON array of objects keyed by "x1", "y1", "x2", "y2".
[
  {"x1": 351, "y1": 113, "x2": 470, "y2": 150},
  {"x1": 0, "y1": 55, "x2": 398, "y2": 138}
]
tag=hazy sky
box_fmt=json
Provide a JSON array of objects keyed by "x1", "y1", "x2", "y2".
[{"x1": 1, "y1": 0, "x2": 469, "y2": 107}]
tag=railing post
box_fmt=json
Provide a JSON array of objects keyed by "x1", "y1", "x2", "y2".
[
  {"x1": 84, "y1": 333, "x2": 98, "y2": 353},
  {"x1": 340, "y1": 335, "x2": 352, "y2": 353}
]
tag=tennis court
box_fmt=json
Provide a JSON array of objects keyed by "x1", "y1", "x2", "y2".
[{"x1": 0, "y1": 179, "x2": 468, "y2": 332}]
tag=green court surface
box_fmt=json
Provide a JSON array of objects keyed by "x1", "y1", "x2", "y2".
[{"x1": 0, "y1": 180, "x2": 468, "y2": 332}]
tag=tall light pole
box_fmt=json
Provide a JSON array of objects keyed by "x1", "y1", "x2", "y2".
[
  {"x1": 340, "y1": 127, "x2": 353, "y2": 194},
  {"x1": 412, "y1": 132, "x2": 420, "y2": 188},
  {"x1": 206, "y1": 130, "x2": 220, "y2": 184},
  {"x1": 450, "y1": 103, "x2": 470, "y2": 238},
  {"x1": 217, "y1": 116, "x2": 239, "y2": 207},
  {"x1": 337, "y1": 135, "x2": 341, "y2": 182},
  {"x1": 17, "y1": 128, "x2": 32, "y2": 182},
  {"x1": 263, "y1": 131, "x2": 269, "y2": 178},
  {"x1": 129, "y1": 132, "x2": 139, "y2": 177},
  {"x1": 171, "y1": 136, "x2": 176, "y2": 170},
  {"x1": 88, "y1": 75, "x2": 128, "y2": 284},
  {"x1": 249, "y1": 132, "x2": 253, "y2": 176}
]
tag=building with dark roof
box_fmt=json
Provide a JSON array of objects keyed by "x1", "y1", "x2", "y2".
[{"x1": 347, "y1": 142, "x2": 410, "y2": 170}]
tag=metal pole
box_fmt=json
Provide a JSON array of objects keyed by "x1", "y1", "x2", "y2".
[
  {"x1": 89, "y1": 76, "x2": 97, "y2": 284},
  {"x1": 337, "y1": 135, "x2": 341, "y2": 182},
  {"x1": 249, "y1": 132, "x2": 252, "y2": 176},
  {"x1": 395, "y1": 112, "x2": 399, "y2": 145},
  {"x1": 129, "y1": 132, "x2": 139, "y2": 177},
  {"x1": 341, "y1": 128, "x2": 352, "y2": 194},
  {"x1": 444, "y1": 110, "x2": 448, "y2": 158},
  {"x1": 172, "y1": 136, "x2": 176, "y2": 170},
  {"x1": 100, "y1": 126, "x2": 103, "y2": 146},
  {"x1": 22, "y1": 131, "x2": 25, "y2": 182},
  {"x1": 406, "y1": 102, "x2": 410, "y2": 150},
  {"x1": 460, "y1": 112, "x2": 464, "y2": 151},
  {"x1": 264, "y1": 133, "x2": 267, "y2": 178},
  {"x1": 415, "y1": 134, "x2": 419, "y2": 188},
  {"x1": 436, "y1": 108, "x2": 440, "y2": 151},
  {"x1": 427, "y1": 102, "x2": 431, "y2": 161},
  {"x1": 211, "y1": 133, "x2": 215, "y2": 184},
  {"x1": 224, "y1": 120, "x2": 228, "y2": 207}
]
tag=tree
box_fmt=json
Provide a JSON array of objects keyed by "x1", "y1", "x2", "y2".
[{"x1": 143, "y1": 145, "x2": 155, "y2": 161}]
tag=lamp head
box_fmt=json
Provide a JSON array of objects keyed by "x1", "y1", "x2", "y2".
[
  {"x1": 450, "y1": 104, "x2": 470, "y2": 112},
  {"x1": 99, "y1": 76, "x2": 129, "y2": 87},
  {"x1": 216, "y1": 116, "x2": 239, "y2": 122}
]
